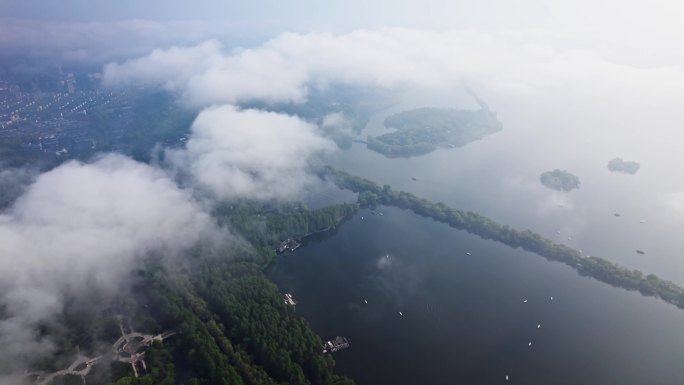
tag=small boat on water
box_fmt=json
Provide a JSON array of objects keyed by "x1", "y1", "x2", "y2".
[
  {"x1": 537, "y1": 324, "x2": 541, "y2": 329},
  {"x1": 528, "y1": 342, "x2": 532, "y2": 347},
  {"x1": 636, "y1": 250, "x2": 645, "y2": 255},
  {"x1": 550, "y1": 296, "x2": 554, "y2": 301},
  {"x1": 398, "y1": 311, "x2": 403, "y2": 316},
  {"x1": 364, "y1": 299, "x2": 368, "y2": 304},
  {"x1": 505, "y1": 375, "x2": 509, "y2": 381},
  {"x1": 523, "y1": 299, "x2": 528, "y2": 303},
  {"x1": 466, "y1": 252, "x2": 472, "y2": 256}
]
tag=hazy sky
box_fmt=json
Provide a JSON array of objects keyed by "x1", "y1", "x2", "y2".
[
  {"x1": 2, "y1": 0, "x2": 683, "y2": 66},
  {"x1": 2, "y1": 0, "x2": 681, "y2": 31}
]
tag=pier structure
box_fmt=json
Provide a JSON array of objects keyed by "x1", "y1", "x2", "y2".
[{"x1": 323, "y1": 336, "x2": 350, "y2": 353}]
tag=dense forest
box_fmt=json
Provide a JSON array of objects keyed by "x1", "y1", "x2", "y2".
[
  {"x1": 31, "y1": 200, "x2": 360, "y2": 385},
  {"x1": 124, "y1": 258, "x2": 355, "y2": 385},
  {"x1": 213, "y1": 200, "x2": 359, "y2": 264},
  {"x1": 320, "y1": 166, "x2": 684, "y2": 310}
]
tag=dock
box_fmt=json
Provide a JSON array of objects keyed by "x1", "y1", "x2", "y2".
[
  {"x1": 323, "y1": 336, "x2": 350, "y2": 353},
  {"x1": 284, "y1": 293, "x2": 297, "y2": 306},
  {"x1": 275, "y1": 238, "x2": 301, "y2": 254}
]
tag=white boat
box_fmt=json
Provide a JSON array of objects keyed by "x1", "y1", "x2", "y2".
[
  {"x1": 399, "y1": 311, "x2": 403, "y2": 316},
  {"x1": 537, "y1": 324, "x2": 541, "y2": 329},
  {"x1": 523, "y1": 299, "x2": 528, "y2": 303},
  {"x1": 550, "y1": 296, "x2": 554, "y2": 301},
  {"x1": 505, "y1": 375, "x2": 509, "y2": 381},
  {"x1": 528, "y1": 342, "x2": 532, "y2": 347},
  {"x1": 466, "y1": 252, "x2": 472, "y2": 256},
  {"x1": 364, "y1": 299, "x2": 368, "y2": 304}
]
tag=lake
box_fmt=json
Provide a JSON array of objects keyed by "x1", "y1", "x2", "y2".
[
  {"x1": 269, "y1": 207, "x2": 684, "y2": 384},
  {"x1": 272, "y1": 88, "x2": 684, "y2": 384}
]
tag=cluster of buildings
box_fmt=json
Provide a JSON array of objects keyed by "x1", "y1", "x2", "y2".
[
  {"x1": 275, "y1": 238, "x2": 302, "y2": 253},
  {"x1": 0, "y1": 72, "x2": 133, "y2": 162},
  {"x1": 322, "y1": 336, "x2": 351, "y2": 353}
]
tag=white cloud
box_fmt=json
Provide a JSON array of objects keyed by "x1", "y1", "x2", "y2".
[
  {"x1": 103, "y1": 29, "x2": 684, "y2": 108},
  {"x1": 101, "y1": 27, "x2": 684, "y2": 204},
  {"x1": 167, "y1": 105, "x2": 334, "y2": 200},
  {"x1": 321, "y1": 112, "x2": 347, "y2": 128},
  {"x1": 0, "y1": 154, "x2": 219, "y2": 372}
]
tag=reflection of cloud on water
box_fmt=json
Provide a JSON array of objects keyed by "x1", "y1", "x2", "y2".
[
  {"x1": 537, "y1": 192, "x2": 575, "y2": 215},
  {"x1": 659, "y1": 192, "x2": 684, "y2": 222},
  {"x1": 370, "y1": 252, "x2": 430, "y2": 312},
  {"x1": 376, "y1": 254, "x2": 392, "y2": 269},
  {"x1": 505, "y1": 175, "x2": 576, "y2": 217},
  {"x1": 502, "y1": 174, "x2": 593, "y2": 249}
]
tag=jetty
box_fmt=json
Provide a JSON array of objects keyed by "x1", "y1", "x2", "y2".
[
  {"x1": 275, "y1": 238, "x2": 301, "y2": 254},
  {"x1": 284, "y1": 293, "x2": 297, "y2": 306},
  {"x1": 323, "y1": 336, "x2": 350, "y2": 353}
]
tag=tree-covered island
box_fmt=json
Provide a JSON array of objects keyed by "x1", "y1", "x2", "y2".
[
  {"x1": 540, "y1": 169, "x2": 580, "y2": 191},
  {"x1": 607, "y1": 158, "x2": 640, "y2": 174},
  {"x1": 366, "y1": 106, "x2": 502, "y2": 157}
]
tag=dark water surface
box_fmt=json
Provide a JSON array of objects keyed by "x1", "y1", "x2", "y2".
[
  {"x1": 275, "y1": 90, "x2": 684, "y2": 384},
  {"x1": 269, "y1": 207, "x2": 684, "y2": 385}
]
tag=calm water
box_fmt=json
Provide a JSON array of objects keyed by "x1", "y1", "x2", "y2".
[
  {"x1": 269, "y1": 207, "x2": 684, "y2": 385},
  {"x1": 272, "y1": 90, "x2": 684, "y2": 384},
  {"x1": 271, "y1": 92, "x2": 684, "y2": 385},
  {"x1": 326, "y1": 88, "x2": 684, "y2": 283}
]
